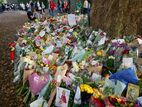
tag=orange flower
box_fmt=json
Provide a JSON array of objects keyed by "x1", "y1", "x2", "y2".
[
  {"x1": 105, "y1": 74, "x2": 110, "y2": 79},
  {"x1": 49, "y1": 65, "x2": 57, "y2": 71}
]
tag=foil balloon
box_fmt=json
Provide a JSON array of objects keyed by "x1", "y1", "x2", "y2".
[{"x1": 28, "y1": 73, "x2": 49, "y2": 95}]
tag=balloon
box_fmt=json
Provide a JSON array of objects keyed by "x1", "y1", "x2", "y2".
[{"x1": 28, "y1": 73, "x2": 49, "y2": 95}]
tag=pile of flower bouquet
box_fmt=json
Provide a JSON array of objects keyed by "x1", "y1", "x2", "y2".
[{"x1": 9, "y1": 14, "x2": 142, "y2": 107}]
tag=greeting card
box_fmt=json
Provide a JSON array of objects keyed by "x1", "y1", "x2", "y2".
[
  {"x1": 55, "y1": 87, "x2": 70, "y2": 107},
  {"x1": 126, "y1": 83, "x2": 140, "y2": 102}
]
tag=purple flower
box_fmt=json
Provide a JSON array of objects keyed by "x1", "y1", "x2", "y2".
[
  {"x1": 109, "y1": 50, "x2": 115, "y2": 55},
  {"x1": 111, "y1": 42, "x2": 119, "y2": 46}
]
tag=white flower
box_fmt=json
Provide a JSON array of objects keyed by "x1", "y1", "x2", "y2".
[
  {"x1": 108, "y1": 56, "x2": 115, "y2": 60},
  {"x1": 72, "y1": 62, "x2": 80, "y2": 72},
  {"x1": 48, "y1": 55, "x2": 53, "y2": 61}
]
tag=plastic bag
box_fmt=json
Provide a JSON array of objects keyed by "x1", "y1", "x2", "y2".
[{"x1": 109, "y1": 67, "x2": 138, "y2": 85}]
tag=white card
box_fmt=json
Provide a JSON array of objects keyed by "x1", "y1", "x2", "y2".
[
  {"x1": 42, "y1": 45, "x2": 54, "y2": 55},
  {"x1": 42, "y1": 20, "x2": 47, "y2": 25},
  {"x1": 122, "y1": 57, "x2": 133, "y2": 68},
  {"x1": 98, "y1": 36, "x2": 106, "y2": 46},
  {"x1": 111, "y1": 39, "x2": 118, "y2": 43},
  {"x1": 68, "y1": 14, "x2": 76, "y2": 26},
  {"x1": 74, "y1": 86, "x2": 81, "y2": 104},
  {"x1": 55, "y1": 87, "x2": 70, "y2": 107},
  {"x1": 56, "y1": 40, "x2": 62, "y2": 47},
  {"x1": 43, "y1": 67, "x2": 49, "y2": 73},
  {"x1": 137, "y1": 38, "x2": 142, "y2": 45},
  {"x1": 51, "y1": 32, "x2": 56, "y2": 36},
  {"x1": 30, "y1": 97, "x2": 48, "y2": 107},
  {"x1": 91, "y1": 73, "x2": 102, "y2": 82},
  {"x1": 68, "y1": 73, "x2": 76, "y2": 81},
  {"x1": 103, "y1": 79, "x2": 126, "y2": 96},
  {"x1": 39, "y1": 30, "x2": 45, "y2": 37},
  {"x1": 45, "y1": 26, "x2": 50, "y2": 33},
  {"x1": 137, "y1": 97, "x2": 142, "y2": 104},
  {"x1": 118, "y1": 39, "x2": 125, "y2": 44},
  {"x1": 114, "y1": 80, "x2": 126, "y2": 96}
]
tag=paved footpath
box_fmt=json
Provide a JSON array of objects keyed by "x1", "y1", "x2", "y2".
[{"x1": 0, "y1": 11, "x2": 28, "y2": 107}]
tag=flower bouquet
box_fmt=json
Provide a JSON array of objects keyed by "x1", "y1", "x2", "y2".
[
  {"x1": 80, "y1": 84, "x2": 94, "y2": 106},
  {"x1": 90, "y1": 97, "x2": 105, "y2": 107},
  {"x1": 107, "y1": 96, "x2": 128, "y2": 107}
]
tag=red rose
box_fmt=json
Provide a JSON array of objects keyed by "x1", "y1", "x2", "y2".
[
  {"x1": 120, "y1": 100, "x2": 126, "y2": 105},
  {"x1": 122, "y1": 49, "x2": 129, "y2": 54},
  {"x1": 8, "y1": 42, "x2": 16, "y2": 47},
  {"x1": 93, "y1": 98, "x2": 104, "y2": 107},
  {"x1": 54, "y1": 48, "x2": 60, "y2": 53},
  {"x1": 63, "y1": 27, "x2": 68, "y2": 30},
  {"x1": 52, "y1": 79, "x2": 57, "y2": 85}
]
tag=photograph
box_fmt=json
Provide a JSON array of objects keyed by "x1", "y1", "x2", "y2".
[
  {"x1": 55, "y1": 87, "x2": 70, "y2": 107},
  {"x1": 126, "y1": 83, "x2": 140, "y2": 101}
]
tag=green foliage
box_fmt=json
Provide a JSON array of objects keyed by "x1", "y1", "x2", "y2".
[
  {"x1": 82, "y1": 49, "x2": 93, "y2": 61},
  {"x1": 138, "y1": 80, "x2": 142, "y2": 96},
  {"x1": 88, "y1": 82, "x2": 97, "y2": 88},
  {"x1": 16, "y1": 82, "x2": 38, "y2": 104},
  {"x1": 73, "y1": 77, "x2": 83, "y2": 86},
  {"x1": 0, "y1": 0, "x2": 3, "y2": 4},
  {"x1": 106, "y1": 58, "x2": 114, "y2": 68},
  {"x1": 103, "y1": 86, "x2": 114, "y2": 96}
]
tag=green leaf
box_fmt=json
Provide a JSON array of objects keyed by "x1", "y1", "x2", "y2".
[{"x1": 23, "y1": 90, "x2": 31, "y2": 103}]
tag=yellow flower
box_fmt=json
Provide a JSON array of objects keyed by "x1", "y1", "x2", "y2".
[
  {"x1": 96, "y1": 50, "x2": 103, "y2": 56},
  {"x1": 89, "y1": 89, "x2": 94, "y2": 94},
  {"x1": 11, "y1": 47, "x2": 15, "y2": 51},
  {"x1": 116, "y1": 98, "x2": 121, "y2": 103},
  {"x1": 80, "y1": 84, "x2": 94, "y2": 94},
  {"x1": 81, "y1": 89, "x2": 85, "y2": 92},
  {"x1": 80, "y1": 84, "x2": 84, "y2": 92},
  {"x1": 72, "y1": 62, "x2": 80, "y2": 72},
  {"x1": 40, "y1": 63, "x2": 44, "y2": 67},
  {"x1": 93, "y1": 88, "x2": 102, "y2": 98},
  {"x1": 73, "y1": 32, "x2": 78, "y2": 36}
]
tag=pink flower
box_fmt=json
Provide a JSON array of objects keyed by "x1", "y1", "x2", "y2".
[
  {"x1": 42, "y1": 57, "x2": 50, "y2": 65},
  {"x1": 35, "y1": 36, "x2": 41, "y2": 41}
]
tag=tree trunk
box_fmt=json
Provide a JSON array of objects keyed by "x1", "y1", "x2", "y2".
[{"x1": 91, "y1": 0, "x2": 142, "y2": 36}]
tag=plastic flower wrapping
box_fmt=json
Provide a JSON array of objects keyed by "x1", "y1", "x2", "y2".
[{"x1": 9, "y1": 14, "x2": 142, "y2": 107}]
